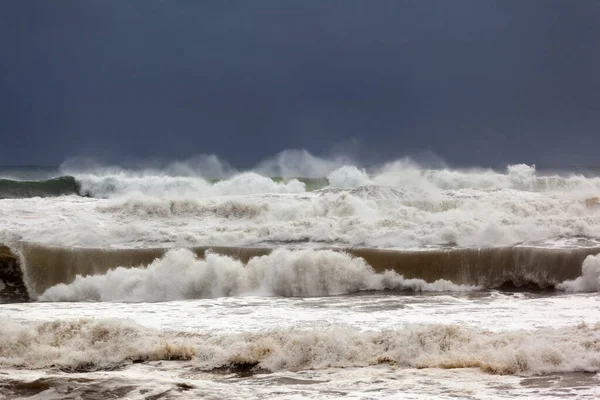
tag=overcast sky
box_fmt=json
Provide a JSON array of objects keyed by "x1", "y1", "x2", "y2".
[{"x1": 1, "y1": 1, "x2": 599, "y2": 168}]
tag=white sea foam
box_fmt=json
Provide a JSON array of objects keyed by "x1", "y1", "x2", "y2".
[
  {"x1": 327, "y1": 165, "x2": 371, "y2": 188},
  {"x1": 2, "y1": 181, "x2": 600, "y2": 249},
  {"x1": 39, "y1": 249, "x2": 475, "y2": 302},
  {"x1": 3, "y1": 153, "x2": 600, "y2": 249},
  {"x1": 1, "y1": 318, "x2": 599, "y2": 375},
  {"x1": 4, "y1": 153, "x2": 600, "y2": 400},
  {"x1": 99, "y1": 198, "x2": 267, "y2": 218},
  {"x1": 76, "y1": 172, "x2": 305, "y2": 198},
  {"x1": 365, "y1": 161, "x2": 600, "y2": 192},
  {"x1": 557, "y1": 254, "x2": 600, "y2": 292},
  {"x1": 62, "y1": 151, "x2": 600, "y2": 198}
]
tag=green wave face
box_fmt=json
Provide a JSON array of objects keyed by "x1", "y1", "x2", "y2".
[{"x1": 0, "y1": 176, "x2": 81, "y2": 199}]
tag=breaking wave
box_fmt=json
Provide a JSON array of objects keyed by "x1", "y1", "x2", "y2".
[
  {"x1": 2, "y1": 243, "x2": 599, "y2": 301},
  {"x1": 70, "y1": 162, "x2": 600, "y2": 198},
  {"x1": 8, "y1": 152, "x2": 600, "y2": 199},
  {"x1": 39, "y1": 248, "x2": 474, "y2": 302},
  {"x1": 75, "y1": 173, "x2": 312, "y2": 198},
  {"x1": 1, "y1": 318, "x2": 599, "y2": 375},
  {"x1": 557, "y1": 253, "x2": 600, "y2": 292}
]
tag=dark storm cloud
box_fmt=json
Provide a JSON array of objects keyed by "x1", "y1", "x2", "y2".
[{"x1": 1, "y1": 1, "x2": 599, "y2": 167}]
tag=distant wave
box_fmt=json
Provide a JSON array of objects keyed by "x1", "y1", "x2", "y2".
[
  {"x1": 1, "y1": 318, "x2": 599, "y2": 375},
  {"x1": 72, "y1": 163, "x2": 600, "y2": 198},
  {"x1": 0, "y1": 174, "x2": 330, "y2": 199},
  {"x1": 4, "y1": 161, "x2": 600, "y2": 199},
  {"x1": 0, "y1": 176, "x2": 81, "y2": 199},
  {"x1": 75, "y1": 174, "x2": 328, "y2": 198}
]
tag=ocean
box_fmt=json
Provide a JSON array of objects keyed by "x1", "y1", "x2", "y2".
[{"x1": 1, "y1": 158, "x2": 600, "y2": 399}]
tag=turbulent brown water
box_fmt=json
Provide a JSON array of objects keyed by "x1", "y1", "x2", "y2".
[{"x1": 2, "y1": 242, "x2": 599, "y2": 301}]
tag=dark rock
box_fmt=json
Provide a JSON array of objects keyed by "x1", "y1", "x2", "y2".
[{"x1": 0, "y1": 245, "x2": 28, "y2": 301}]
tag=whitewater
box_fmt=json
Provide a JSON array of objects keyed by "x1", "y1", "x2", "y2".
[{"x1": 1, "y1": 152, "x2": 600, "y2": 399}]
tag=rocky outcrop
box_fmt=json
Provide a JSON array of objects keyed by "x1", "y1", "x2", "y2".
[{"x1": 0, "y1": 245, "x2": 27, "y2": 301}]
